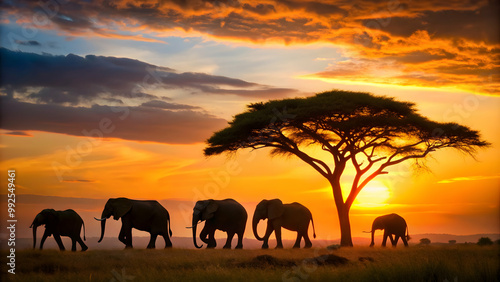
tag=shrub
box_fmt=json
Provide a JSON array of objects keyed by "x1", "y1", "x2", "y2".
[
  {"x1": 477, "y1": 237, "x2": 493, "y2": 246},
  {"x1": 419, "y1": 238, "x2": 431, "y2": 245}
]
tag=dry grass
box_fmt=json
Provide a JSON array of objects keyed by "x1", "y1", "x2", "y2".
[{"x1": 2, "y1": 245, "x2": 498, "y2": 281}]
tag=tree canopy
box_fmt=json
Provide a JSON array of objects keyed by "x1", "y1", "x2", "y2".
[{"x1": 204, "y1": 90, "x2": 490, "y2": 246}]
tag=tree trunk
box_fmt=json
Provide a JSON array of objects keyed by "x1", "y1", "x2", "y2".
[
  {"x1": 329, "y1": 173, "x2": 353, "y2": 247},
  {"x1": 337, "y1": 206, "x2": 353, "y2": 247}
]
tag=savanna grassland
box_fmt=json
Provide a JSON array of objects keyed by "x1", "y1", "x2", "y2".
[{"x1": 2, "y1": 245, "x2": 498, "y2": 282}]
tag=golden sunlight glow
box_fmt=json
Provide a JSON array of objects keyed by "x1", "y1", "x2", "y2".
[{"x1": 350, "y1": 181, "x2": 392, "y2": 209}]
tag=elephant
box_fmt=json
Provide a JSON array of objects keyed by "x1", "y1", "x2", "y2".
[
  {"x1": 367, "y1": 213, "x2": 409, "y2": 247},
  {"x1": 95, "y1": 197, "x2": 172, "y2": 249},
  {"x1": 253, "y1": 199, "x2": 316, "y2": 249},
  {"x1": 190, "y1": 199, "x2": 247, "y2": 249},
  {"x1": 30, "y1": 209, "x2": 88, "y2": 251}
]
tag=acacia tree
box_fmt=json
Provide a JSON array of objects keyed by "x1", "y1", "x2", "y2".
[{"x1": 204, "y1": 90, "x2": 489, "y2": 246}]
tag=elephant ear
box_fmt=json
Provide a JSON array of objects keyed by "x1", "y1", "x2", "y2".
[
  {"x1": 268, "y1": 199, "x2": 284, "y2": 220},
  {"x1": 202, "y1": 200, "x2": 218, "y2": 220},
  {"x1": 112, "y1": 198, "x2": 133, "y2": 219}
]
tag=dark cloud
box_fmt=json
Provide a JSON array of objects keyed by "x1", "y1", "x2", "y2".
[
  {"x1": 2, "y1": 131, "x2": 33, "y2": 137},
  {"x1": 140, "y1": 100, "x2": 201, "y2": 110},
  {"x1": 389, "y1": 50, "x2": 457, "y2": 64},
  {"x1": 360, "y1": 1, "x2": 499, "y2": 44},
  {"x1": 0, "y1": 97, "x2": 227, "y2": 144},
  {"x1": 2, "y1": 1, "x2": 497, "y2": 94},
  {"x1": 62, "y1": 179, "x2": 97, "y2": 183},
  {"x1": 242, "y1": 3, "x2": 276, "y2": 15},
  {"x1": 277, "y1": 0, "x2": 347, "y2": 17},
  {"x1": 14, "y1": 40, "x2": 41, "y2": 46},
  {"x1": 0, "y1": 48, "x2": 297, "y2": 103}
]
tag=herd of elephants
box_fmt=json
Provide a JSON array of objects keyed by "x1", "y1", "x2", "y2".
[{"x1": 30, "y1": 197, "x2": 410, "y2": 251}]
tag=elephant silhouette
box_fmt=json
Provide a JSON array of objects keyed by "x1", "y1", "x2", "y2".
[
  {"x1": 252, "y1": 199, "x2": 316, "y2": 249},
  {"x1": 190, "y1": 199, "x2": 247, "y2": 249},
  {"x1": 95, "y1": 197, "x2": 172, "y2": 249},
  {"x1": 30, "y1": 209, "x2": 88, "y2": 251},
  {"x1": 367, "y1": 213, "x2": 409, "y2": 247}
]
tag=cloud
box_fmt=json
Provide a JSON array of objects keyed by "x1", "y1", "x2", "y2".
[
  {"x1": 62, "y1": 179, "x2": 98, "y2": 183},
  {"x1": 140, "y1": 100, "x2": 201, "y2": 110},
  {"x1": 2, "y1": 1, "x2": 499, "y2": 95},
  {"x1": 0, "y1": 48, "x2": 297, "y2": 104},
  {"x1": 14, "y1": 40, "x2": 41, "y2": 46},
  {"x1": 438, "y1": 175, "x2": 500, "y2": 184},
  {"x1": 1, "y1": 131, "x2": 33, "y2": 137},
  {"x1": 0, "y1": 96, "x2": 227, "y2": 144},
  {"x1": 0, "y1": 48, "x2": 300, "y2": 144}
]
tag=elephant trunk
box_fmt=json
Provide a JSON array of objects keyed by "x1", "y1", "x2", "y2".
[
  {"x1": 31, "y1": 224, "x2": 37, "y2": 249},
  {"x1": 252, "y1": 214, "x2": 263, "y2": 241},
  {"x1": 97, "y1": 218, "x2": 106, "y2": 243},
  {"x1": 192, "y1": 214, "x2": 203, "y2": 249},
  {"x1": 370, "y1": 229, "x2": 375, "y2": 247}
]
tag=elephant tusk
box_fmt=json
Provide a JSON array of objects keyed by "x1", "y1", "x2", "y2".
[
  {"x1": 94, "y1": 217, "x2": 106, "y2": 221},
  {"x1": 186, "y1": 221, "x2": 203, "y2": 228}
]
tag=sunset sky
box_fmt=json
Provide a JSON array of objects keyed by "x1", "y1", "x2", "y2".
[{"x1": 0, "y1": 0, "x2": 499, "y2": 244}]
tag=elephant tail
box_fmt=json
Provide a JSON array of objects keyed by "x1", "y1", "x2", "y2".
[
  {"x1": 82, "y1": 221, "x2": 86, "y2": 241},
  {"x1": 406, "y1": 226, "x2": 410, "y2": 241},
  {"x1": 168, "y1": 215, "x2": 172, "y2": 237},
  {"x1": 311, "y1": 216, "x2": 316, "y2": 239}
]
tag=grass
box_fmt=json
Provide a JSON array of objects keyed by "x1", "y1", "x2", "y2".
[{"x1": 2, "y1": 245, "x2": 498, "y2": 281}]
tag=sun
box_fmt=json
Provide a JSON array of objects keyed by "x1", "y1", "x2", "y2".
[{"x1": 352, "y1": 180, "x2": 391, "y2": 209}]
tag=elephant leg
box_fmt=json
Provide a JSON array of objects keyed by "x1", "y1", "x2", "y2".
[
  {"x1": 119, "y1": 227, "x2": 133, "y2": 248},
  {"x1": 292, "y1": 233, "x2": 301, "y2": 248},
  {"x1": 303, "y1": 232, "x2": 312, "y2": 249},
  {"x1": 118, "y1": 228, "x2": 127, "y2": 245},
  {"x1": 393, "y1": 235, "x2": 400, "y2": 247},
  {"x1": 125, "y1": 229, "x2": 133, "y2": 248},
  {"x1": 382, "y1": 230, "x2": 389, "y2": 247},
  {"x1": 77, "y1": 237, "x2": 88, "y2": 251},
  {"x1": 199, "y1": 226, "x2": 210, "y2": 244},
  {"x1": 402, "y1": 235, "x2": 409, "y2": 247},
  {"x1": 200, "y1": 225, "x2": 216, "y2": 248},
  {"x1": 235, "y1": 231, "x2": 244, "y2": 249},
  {"x1": 261, "y1": 222, "x2": 274, "y2": 249},
  {"x1": 53, "y1": 234, "x2": 66, "y2": 251},
  {"x1": 71, "y1": 238, "x2": 77, "y2": 251},
  {"x1": 208, "y1": 231, "x2": 217, "y2": 248},
  {"x1": 162, "y1": 232, "x2": 172, "y2": 248},
  {"x1": 147, "y1": 234, "x2": 157, "y2": 249},
  {"x1": 40, "y1": 229, "x2": 50, "y2": 250},
  {"x1": 274, "y1": 227, "x2": 283, "y2": 249},
  {"x1": 388, "y1": 234, "x2": 395, "y2": 246},
  {"x1": 223, "y1": 232, "x2": 235, "y2": 249}
]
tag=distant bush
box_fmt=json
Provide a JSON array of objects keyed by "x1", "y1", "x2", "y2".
[
  {"x1": 477, "y1": 237, "x2": 493, "y2": 246},
  {"x1": 419, "y1": 238, "x2": 431, "y2": 245},
  {"x1": 448, "y1": 240, "x2": 456, "y2": 245}
]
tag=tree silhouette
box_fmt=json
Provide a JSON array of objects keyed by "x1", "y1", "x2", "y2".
[{"x1": 204, "y1": 90, "x2": 490, "y2": 246}]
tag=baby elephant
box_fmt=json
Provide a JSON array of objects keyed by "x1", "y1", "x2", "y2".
[
  {"x1": 253, "y1": 199, "x2": 316, "y2": 249},
  {"x1": 30, "y1": 209, "x2": 88, "y2": 251},
  {"x1": 367, "y1": 213, "x2": 409, "y2": 247}
]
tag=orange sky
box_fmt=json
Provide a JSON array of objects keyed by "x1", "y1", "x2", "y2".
[{"x1": 0, "y1": 0, "x2": 499, "y2": 245}]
